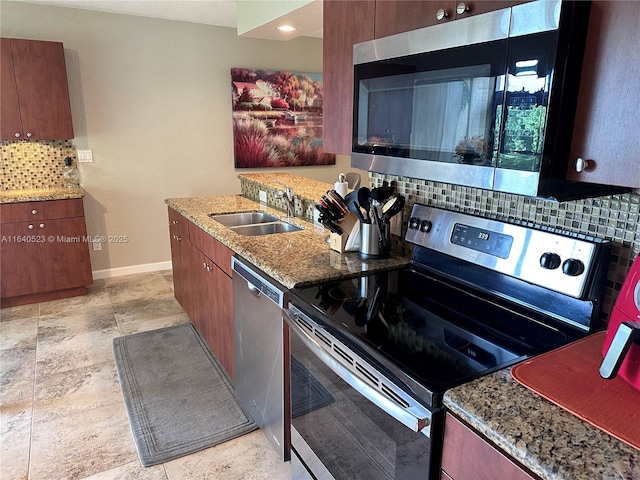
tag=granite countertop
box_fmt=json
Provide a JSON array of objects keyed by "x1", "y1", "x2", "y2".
[
  {"x1": 0, "y1": 187, "x2": 84, "y2": 203},
  {"x1": 444, "y1": 368, "x2": 640, "y2": 480},
  {"x1": 165, "y1": 194, "x2": 409, "y2": 289}
]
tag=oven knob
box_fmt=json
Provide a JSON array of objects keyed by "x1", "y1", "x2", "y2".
[
  {"x1": 420, "y1": 220, "x2": 432, "y2": 233},
  {"x1": 409, "y1": 217, "x2": 420, "y2": 229},
  {"x1": 562, "y1": 258, "x2": 585, "y2": 276},
  {"x1": 540, "y1": 252, "x2": 561, "y2": 269}
]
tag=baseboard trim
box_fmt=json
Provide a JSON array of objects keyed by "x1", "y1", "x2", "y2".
[{"x1": 92, "y1": 261, "x2": 172, "y2": 280}]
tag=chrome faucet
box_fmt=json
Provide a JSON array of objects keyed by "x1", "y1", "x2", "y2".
[{"x1": 274, "y1": 180, "x2": 295, "y2": 218}]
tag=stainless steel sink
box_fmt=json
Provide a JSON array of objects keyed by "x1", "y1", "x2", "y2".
[
  {"x1": 230, "y1": 222, "x2": 303, "y2": 236},
  {"x1": 210, "y1": 211, "x2": 279, "y2": 227}
]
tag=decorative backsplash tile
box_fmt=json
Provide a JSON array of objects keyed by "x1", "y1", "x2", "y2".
[
  {"x1": 1, "y1": 140, "x2": 76, "y2": 190},
  {"x1": 371, "y1": 172, "x2": 640, "y2": 324}
]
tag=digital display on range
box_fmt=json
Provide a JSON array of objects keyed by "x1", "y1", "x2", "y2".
[{"x1": 451, "y1": 223, "x2": 513, "y2": 258}]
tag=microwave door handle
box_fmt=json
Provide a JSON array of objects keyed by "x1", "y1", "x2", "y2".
[
  {"x1": 600, "y1": 321, "x2": 640, "y2": 379},
  {"x1": 283, "y1": 308, "x2": 433, "y2": 436}
]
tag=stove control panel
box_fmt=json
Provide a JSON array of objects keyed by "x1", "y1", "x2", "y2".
[{"x1": 405, "y1": 203, "x2": 609, "y2": 299}]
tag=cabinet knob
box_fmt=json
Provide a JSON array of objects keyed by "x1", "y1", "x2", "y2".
[
  {"x1": 14, "y1": 132, "x2": 21, "y2": 138},
  {"x1": 456, "y1": 2, "x2": 470, "y2": 15},
  {"x1": 574, "y1": 157, "x2": 593, "y2": 173},
  {"x1": 172, "y1": 220, "x2": 179, "y2": 225},
  {"x1": 28, "y1": 224, "x2": 35, "y2": 230},
  {"x1": 436, "y1": 8, "x2": 449, "y2": 21},
  {"x1": 39, "y1": 223, "x2": 45, "y2": 228},
  {"x1": 26, "y1": 132, "x2": 32, "y2": 138},
  {"x1": 31, "y1": 209, "x2": 38, "y2": 215}
]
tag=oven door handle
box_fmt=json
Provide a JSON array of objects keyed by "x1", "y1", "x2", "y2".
[{"x1": 284, "y1": 308, "x2": 433, "y2": 437}]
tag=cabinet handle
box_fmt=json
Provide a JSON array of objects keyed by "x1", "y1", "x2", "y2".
[
  {"x1": 39, "y1": 223, "x2": 45, "y2": 228},
  {"x1": 456, "y1": 2, "x2": 470, "y2": 15},
  {"x1": 26, "y1": 132, "x2": 32, "y2": 138},
  {"x1": 575, "y1": 157, "x2": 593, "y2": 173},
  {"x1": 14, "y1": 132, "x2": 21, "y2": 138},
  {"x1": 31, "y1": 209, "x2": 38, "y2": 215},
  {"x1": 28, "y1": 224, "x2": 35, "y2": 230},
  {"x1": 172, "y1": 220, "x2": 179, "y2": 225},
  {"x1": 172, "y1": 234, "x2": 182, "y2": 241},
  {"x1": 203, "y1": 262, "x2": 213, "y2": 272},
  {"x1": 436, "y1": 8, "x2": 449, "y2": 20}
]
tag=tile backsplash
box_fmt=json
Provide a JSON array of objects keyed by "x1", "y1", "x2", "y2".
[
  {"x1": 371, "y1": 172, "x2": 640, "y2": 324},
  {"x1": 1, "y1": 140, "x2": 76, "y2": 190}
]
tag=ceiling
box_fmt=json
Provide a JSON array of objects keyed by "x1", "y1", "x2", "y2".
[{"x1": 18, "y1": 0, "x2": 323, "y2": 40}]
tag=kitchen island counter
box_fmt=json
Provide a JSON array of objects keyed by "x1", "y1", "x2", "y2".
[
  {"x1": 165, "y1": 194, "x2": 409, "y2": 289},
  {"x1": 444, "y1": 366, "x2": 640, "y2": 480}
]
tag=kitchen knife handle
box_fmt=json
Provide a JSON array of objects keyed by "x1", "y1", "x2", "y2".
[{"x1": 599, "y1": 321, "x2": 640, "y2": 379}]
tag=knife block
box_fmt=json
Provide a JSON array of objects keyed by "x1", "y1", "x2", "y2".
[{"x1": 329, "y1": 213, "x2": 359, "y2": 253}]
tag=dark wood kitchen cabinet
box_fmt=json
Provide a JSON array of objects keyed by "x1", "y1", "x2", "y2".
[
  {"x1": 1, "y1": 198, "x2": 93, "y2": 307},
  {"x1": 441, "y1": 413, "x2": 537, "y2": 480},
  {"x1": 0, "y1": 37, "x2": 74, "y2": 140},
  {"x1": 374, "y1": 1, "x2": 527, "y2": 37},
  {"x1": 322, "y1": 0, "x2": 526, "y2": 154},
  {"x1": 167, "y1": 207, "x2": 234, "y2": 379},
  {"x1": 567, "y1": 0, "x2": 640, "y2": 188},
  {"x1": 168, "y1": 208, "x2": 193, "y2": 317}
]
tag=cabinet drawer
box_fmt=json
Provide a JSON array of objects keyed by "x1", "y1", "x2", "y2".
[
  {"x1": 168, "y1": 207, "x2": 189, "y2": 238},
  {"x1": 188, "y1": 222, "x2": 233, "y2": 278},
  {"x1": 1, "y1": 198, "x2": 85, "y2": 223},
  {"x1": 441, "y1": 413, "x2": 536, "y2": 480}
]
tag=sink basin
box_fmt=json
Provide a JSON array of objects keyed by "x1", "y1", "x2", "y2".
[
  {"x1": 210, "y1": 211, "x2": 279, "y2": 227},
  {"x1": 230, "y1": 222, "x2": 303, "y2": 236}
]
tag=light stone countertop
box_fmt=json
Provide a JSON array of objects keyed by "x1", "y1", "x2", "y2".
[
  {"x1": 0, "y1": 187, "x2": 84, "y2": 203},
  {"x1": 444, "y1": 368, "x2": 640, "y2": 480},
  {"x1": 165, "y1": 194, "x2": 410, "y2": 289}
]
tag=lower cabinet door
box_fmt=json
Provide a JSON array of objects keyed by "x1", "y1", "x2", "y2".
[
  {"x1": 0, "y1": 221, "x2": 46, "y2": 297},
  {"x1": 38, "y1": 217, "x2": 93, "y2": 291}
]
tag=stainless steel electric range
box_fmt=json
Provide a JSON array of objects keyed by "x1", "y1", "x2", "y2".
[{"x1": 284, "y1": 203, "x2": 611, "y2": 480}]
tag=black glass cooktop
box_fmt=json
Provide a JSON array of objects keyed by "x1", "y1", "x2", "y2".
[{"x1": 291, "y1": 266, "x2": 582, "y2": 393}]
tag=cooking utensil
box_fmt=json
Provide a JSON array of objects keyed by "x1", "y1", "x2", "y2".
[
  {"x1": 357, "y1": 187, "x2": 371, "y2": 223},
  {"x1": 381, "y1": 195, "x2": 405, "y2": 223},
  {"x1": 370, "y1": 185, "x2": 395, "y2": 202},
  {"x1": 345, "y1": 191, "x2": 366, "y2": 224}
]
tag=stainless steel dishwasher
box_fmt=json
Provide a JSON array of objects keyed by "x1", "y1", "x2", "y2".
[{"x1": 232, "y1": 256, "x2": 290, "y2": 461}]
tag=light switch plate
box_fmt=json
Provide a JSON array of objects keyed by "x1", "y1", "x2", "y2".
[
  {"x1": 77, "y1": 150, "x2": 93, "y2": 163},
  {"x1": 259, "y1": 190, "x2": 267, "y2": 203}
]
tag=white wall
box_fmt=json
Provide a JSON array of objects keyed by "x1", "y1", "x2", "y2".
[{"x1": 1, "y1": 1, "x2": 350, "y2": 273}]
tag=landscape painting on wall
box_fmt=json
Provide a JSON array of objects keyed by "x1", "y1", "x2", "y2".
[{"x1": 231, "y1": 68, "x2": 335, "y2": 168}]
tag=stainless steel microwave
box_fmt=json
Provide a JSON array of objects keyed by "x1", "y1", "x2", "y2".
[{"x1": 351, "y1": 0, "x2": 625, "y2": 201}]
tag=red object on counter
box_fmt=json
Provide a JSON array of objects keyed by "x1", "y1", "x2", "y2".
[{"x1": 602, "y1": 255, "x2": 640, "y2": 392}]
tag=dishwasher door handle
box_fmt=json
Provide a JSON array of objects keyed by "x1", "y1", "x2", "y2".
[{"x1": 247, "y1": 281, "x2": 262, "y2": 298}]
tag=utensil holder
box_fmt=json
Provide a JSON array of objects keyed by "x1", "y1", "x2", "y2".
[{"x1": 359, "y1": 222, "x2": 390, "y2": 259}]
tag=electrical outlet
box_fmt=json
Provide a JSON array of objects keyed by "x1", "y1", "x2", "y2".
[
  {"x1": 77, "y1": 150, "x2": 93, "y2": 163},
  {"x1": 259, "y1": 190, "x2": 267, "y2": 203},
  {"x1": 92, "y1": 240, "x2": 102, "y2": 251}
]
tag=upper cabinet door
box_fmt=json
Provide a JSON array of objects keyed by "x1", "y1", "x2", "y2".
[
  {"x1": 567, "y1": 1, "x2": 640, "y2": 188},
  {"x1": 323, "y1": 0, "x2": 375, "y2": 155},
  {"x1": 1, "y1": 38, "x2": 74, "y2": 140},
  {"x1": 1, "y1": 38, "x2": 24, "y2": 139}
]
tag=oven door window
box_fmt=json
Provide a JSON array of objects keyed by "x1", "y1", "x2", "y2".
[
  {"x1": 353, "y1": 40, "x2": 508, "y2": 168},
  {"x1": 290, "y1": 332, "x2": 433, "y2": 479}
]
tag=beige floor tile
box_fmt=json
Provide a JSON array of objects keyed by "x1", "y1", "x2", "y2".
[
  {"x1": 0, "y1": 410, "x2": 31, "y2": 480},
  {"x1": 0, "y1": 315, "x2": 38, "y2": 350},
  {"x1": 35, "y1": 323, "x2": 120, "y2": 377},
  {"x1": 32, "y1": 360, "x2": 122, "y2": 425},
  {"x1": 1, "y1": 343, "x2": 36, "y2": 405},
  {"x1": 29, "y1": 403, "x2": 138, "y2": 480},
  {"x1": 163, "y1": 430, "x2": 291, "y2": 480},
  {"x1": 104, "y1": 274, "x2": 173, "y2": 304},
  {"x1": 38, "y1": 305, "x2": 117, "y2": 339},
  {"x1": 0, "y1": 303, "x2": 39, "y2": 322},
  {"x1": 38, "y1": 284, "x2": 111, "y2": 317},
  {"x1": 78, "y1": 461, "x2": 167, "y2": 480},
  {"x1": 112, "y1": 295, "x2": 189, "y2": 335}
]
